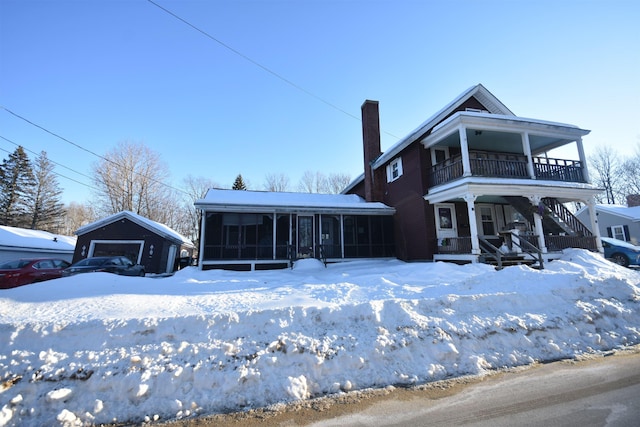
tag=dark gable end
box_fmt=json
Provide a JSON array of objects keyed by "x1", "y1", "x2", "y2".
[{"x1": 347, "y1": 85, "x2": 517, "y2": 261}]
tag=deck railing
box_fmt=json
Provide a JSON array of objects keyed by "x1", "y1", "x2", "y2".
[
  {"x1": 428, "y1": 150, "x2": 586, "y2": 187},
  {"x1": 533, "y1": 158, "x2": 584, "y2": 182},
  {"x1": 437, "y1": 237, "x2": 472, "y2": 254},
  {"x1": 436, "y1": 234, "x2": 598, "y2": 255},
  {"x1": 545, "y1": 235, "x2": 598, "y2": 252}
]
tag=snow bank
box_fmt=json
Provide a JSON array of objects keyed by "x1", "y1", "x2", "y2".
[{"x1": 0, "y1": 250, "x2": 638, "y2": 426}]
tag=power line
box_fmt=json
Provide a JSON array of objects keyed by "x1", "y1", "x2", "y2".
[
  {"x1": 145, "y1": 0, "x2": 401, "y2": 141},
  {"x1": 0, "y1": 135, "x2": 95, "y2": 183},
  {"x1": 0, "y1": 143, "x2": 99, "y2": 192},
  {"x1": 0, "y1": 106, "x2": 190, "y2": 197},
  {"x1": 1, "y1": 106, "x2": 108, "y2": 161},
  {"x1": 146, "y1": 0, "x2": 361, "y2": 123}
]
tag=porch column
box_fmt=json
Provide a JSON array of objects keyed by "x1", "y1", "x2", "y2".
[
  {"x1": 576, "y1": 137, "x2": 590, "y2": 183},
  {"x1": 521, "y1": 132, "x2": 536, "y2": 179},
  {"x1": 459, "y1": 126, "x2": 472, "y2": 177},
  {"x1": 465, "y1": 194, "x2": 481, "y2": 255},
  {"x1": 272, "y1": 214, "x2": 277, "y2": 259},
  {"x1": 198, "y1": 210, "x2": 206, "y2": 269},
  {"x1": 586, "y1": 197, "x2": 604, "y2": 253},
  {"x1": 529, "y1": 196, "x2": 548, "y2": 253},
  {"x1": 340, "y1": 214, "x2": 345, "y2": 258}
]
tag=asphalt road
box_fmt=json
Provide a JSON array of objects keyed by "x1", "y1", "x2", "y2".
[{"x1": 161, "y1": 347, "x2": 640, "y2": 427}]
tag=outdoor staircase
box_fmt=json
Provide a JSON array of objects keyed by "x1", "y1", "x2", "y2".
[
  {"x1": 478, "y1": 236, "x2": 543, "y2": 270},
  {"x1": 503, "y1": 196, "x2": 592, "y2": 237},
  {"x1": 479, "y1": 253, "x2": 539, "y2": 269}
]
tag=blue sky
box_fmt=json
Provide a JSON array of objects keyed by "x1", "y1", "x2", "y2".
[{"x1": 1, "y1": 0, "x2": 639, "y2": 204}]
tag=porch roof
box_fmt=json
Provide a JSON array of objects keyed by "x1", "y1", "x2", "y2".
[
  {"x1": 423, "y1": 112, "x2": 591, "y2": 154},
  {"x1": 196, "y1": 189, "x2": 396, "y2": 215},
  {"x1": 424, "y1": 176, "x2": 603, "y2": 205}
]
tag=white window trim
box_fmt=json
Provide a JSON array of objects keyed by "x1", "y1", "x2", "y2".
[
  {"x1": 431, "y1": 147, "x2": 450, "y2": 165},
  {"x1": 386, "y1": 157, "x2": 403, "y2": 182},
  {"x1": 475, "y1": 204, "x2": 498, "y2": 236},
  {"x1": 611, "y1": 225, "x2": 627, "y2": 241},
  {"x1": 89, "y1": 240, "x2": 145, "y2": 264}
]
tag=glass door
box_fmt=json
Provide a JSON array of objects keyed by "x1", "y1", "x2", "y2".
[
  {"x1": 297, "y1": 215, "x2": 314, "y2": 258},
  {"x1": 434, "y1": 204, "x2": 457, "y2": 240}
]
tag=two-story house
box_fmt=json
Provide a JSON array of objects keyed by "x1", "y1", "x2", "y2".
[{"x1": 344, "y1": 84, "x2": 604, "y2": 266}]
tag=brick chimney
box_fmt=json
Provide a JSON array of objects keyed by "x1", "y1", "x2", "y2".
[
  {"x1": 361, "y1": 100, "x2": 382, "y2": 202},
  {"x1": 627, "y1": 194, "x2": 640, "y2": 207}
]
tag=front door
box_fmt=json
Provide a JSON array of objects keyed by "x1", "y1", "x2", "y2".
[
  {"x1": 435, "y1": 204, "x2": 457, "y2": 241},
  {"x1": 476, "y1": 204, "x2": 497, "y2": 236},
  {"x1": 297, "y1": 215, "x2": 314, "y2": 258}
]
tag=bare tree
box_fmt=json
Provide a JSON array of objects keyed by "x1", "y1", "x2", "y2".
[
  {"x1": 298, "y1": 171, "x2": 350, "y2": 194},
  {"x1": 298, "y1": 170, "x2": 326, "y2": 193},
  {"x1": 619, "y1": 143, "x2": 640, "y2": 203},
  {"x1": 264, "y1": 173, "x2": 290, "y2": 192},
  {"x1": 326, "y1": 172, "x2": 351, "y2": 194},
  {"x1": 178, "y1": 175, "x2": 219, "y2": 245},
  {"x1": 61, "y1": 202, "x2": 96, "y2": 235},
  {"x1": 91, "y1": 140, "x2": 173, "y2": 222},
  {"x1": 588, "y1": 145, "x2": 622, "y2": 204}
]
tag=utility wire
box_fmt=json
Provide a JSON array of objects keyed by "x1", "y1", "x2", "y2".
[
  {"x1": 0, "y1": 134, "x2": 95, "y2": 183},
  {"x1": 0, "y1": 143, "x2": 100, "y2": 191},
  {"x1": 0, "y1": 107, "x2": 190, "y2": 196},
  {"x1": 145, "y1": 0, "x2": 401, "y2": 140}
]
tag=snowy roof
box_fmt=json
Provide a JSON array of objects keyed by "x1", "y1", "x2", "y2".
[
  {"x1": 75, "y1": 211, "x2": 195, "y2": 247},
  {"x1": 0, "y1": 225, "x2": 76, "y2": 252},
  {"x1": 594, "y1": 204, "x2": 640, "y2": 222},
  {"x1": 195, "y1": 189, "x2": 395, "y2": 215}
]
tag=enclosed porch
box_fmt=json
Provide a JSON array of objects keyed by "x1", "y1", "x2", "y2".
[{"x1": 195, "y1": 189, "x2": 395, "y2": 271}]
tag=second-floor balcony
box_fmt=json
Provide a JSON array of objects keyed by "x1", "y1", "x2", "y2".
[{"x1": 428, "y1": 150, "x2": 586, "y2": 188}]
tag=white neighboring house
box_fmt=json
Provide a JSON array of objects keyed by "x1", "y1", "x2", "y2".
[
  {"x1": 576, "y1": 204, "x2": 640, "y2": 245},
  {"x1": 0, "y1": 225, "x2": 76, "y2": 263}
]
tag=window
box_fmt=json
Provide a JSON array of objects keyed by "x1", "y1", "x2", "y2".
[
  {"x1": 478, "y1": 206, "x2": 496, "y2": 235},
  {"x1": 438, "y1": 207, "x2": 453, "y2": 229},
  {"x1": 386, "y1": 157, "x2": 403, "y2": 182},
  {"x1": 611, "y1": 225, "x2": 628, "y2": 241}
]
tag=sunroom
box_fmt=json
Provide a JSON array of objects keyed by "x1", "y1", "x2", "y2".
[
  {"x1": 195, "y1": 189, "x2": 396, "y2": 270},
  {"x1": 422, "y1": 111, "x2": 604, "y2": 265}
]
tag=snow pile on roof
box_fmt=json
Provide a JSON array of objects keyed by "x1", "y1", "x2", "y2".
[
  {"x1": 0, "y1": 226, "x2": 76, "y2": 251},
  {"x1": 0, "y1": 250, "x2": 639, "y2": 426},
  {"x1": 196, "y1": 188, "x2": 394, "y2": 211},
  {"x1": 75, "y1": 211, "x2": 194, "y2": 247},
  {"x1": 597, "y1": 204, "x2": 640, "y2": 221}
]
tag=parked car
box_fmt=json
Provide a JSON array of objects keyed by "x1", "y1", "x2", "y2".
[
  {"x1": 601, "y1": 237, "x2": 640, "y2": 267},
  {"x1": 62, "y1": 256, "x2": 145, "y2": 277},
  {"x1": 0, "y1": 258, "x2": 71, "y2": 289}
]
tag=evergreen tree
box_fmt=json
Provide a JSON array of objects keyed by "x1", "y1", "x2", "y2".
[
  {"x1": 27, "y1": 151, "x2": 65, "y2": 232},
  {"x1": 232, "y1": 174, "x2": 247, "y2": 190},
  {"x1": 0, "y1": 146, "x2": 36, "y2": 227}
]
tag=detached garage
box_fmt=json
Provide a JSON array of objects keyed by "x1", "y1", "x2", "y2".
[{"x1": 73, "y1": 211, "x2": 195, "y2": 275}]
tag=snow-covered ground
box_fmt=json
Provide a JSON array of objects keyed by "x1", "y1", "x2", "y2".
[{"x1": 1, "y1": 249, "x2": 639, "y2": 426}]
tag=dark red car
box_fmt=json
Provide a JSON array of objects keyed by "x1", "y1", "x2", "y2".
[{"x1": 0, "y1": 258, "x2": 71, "y2": 289}]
